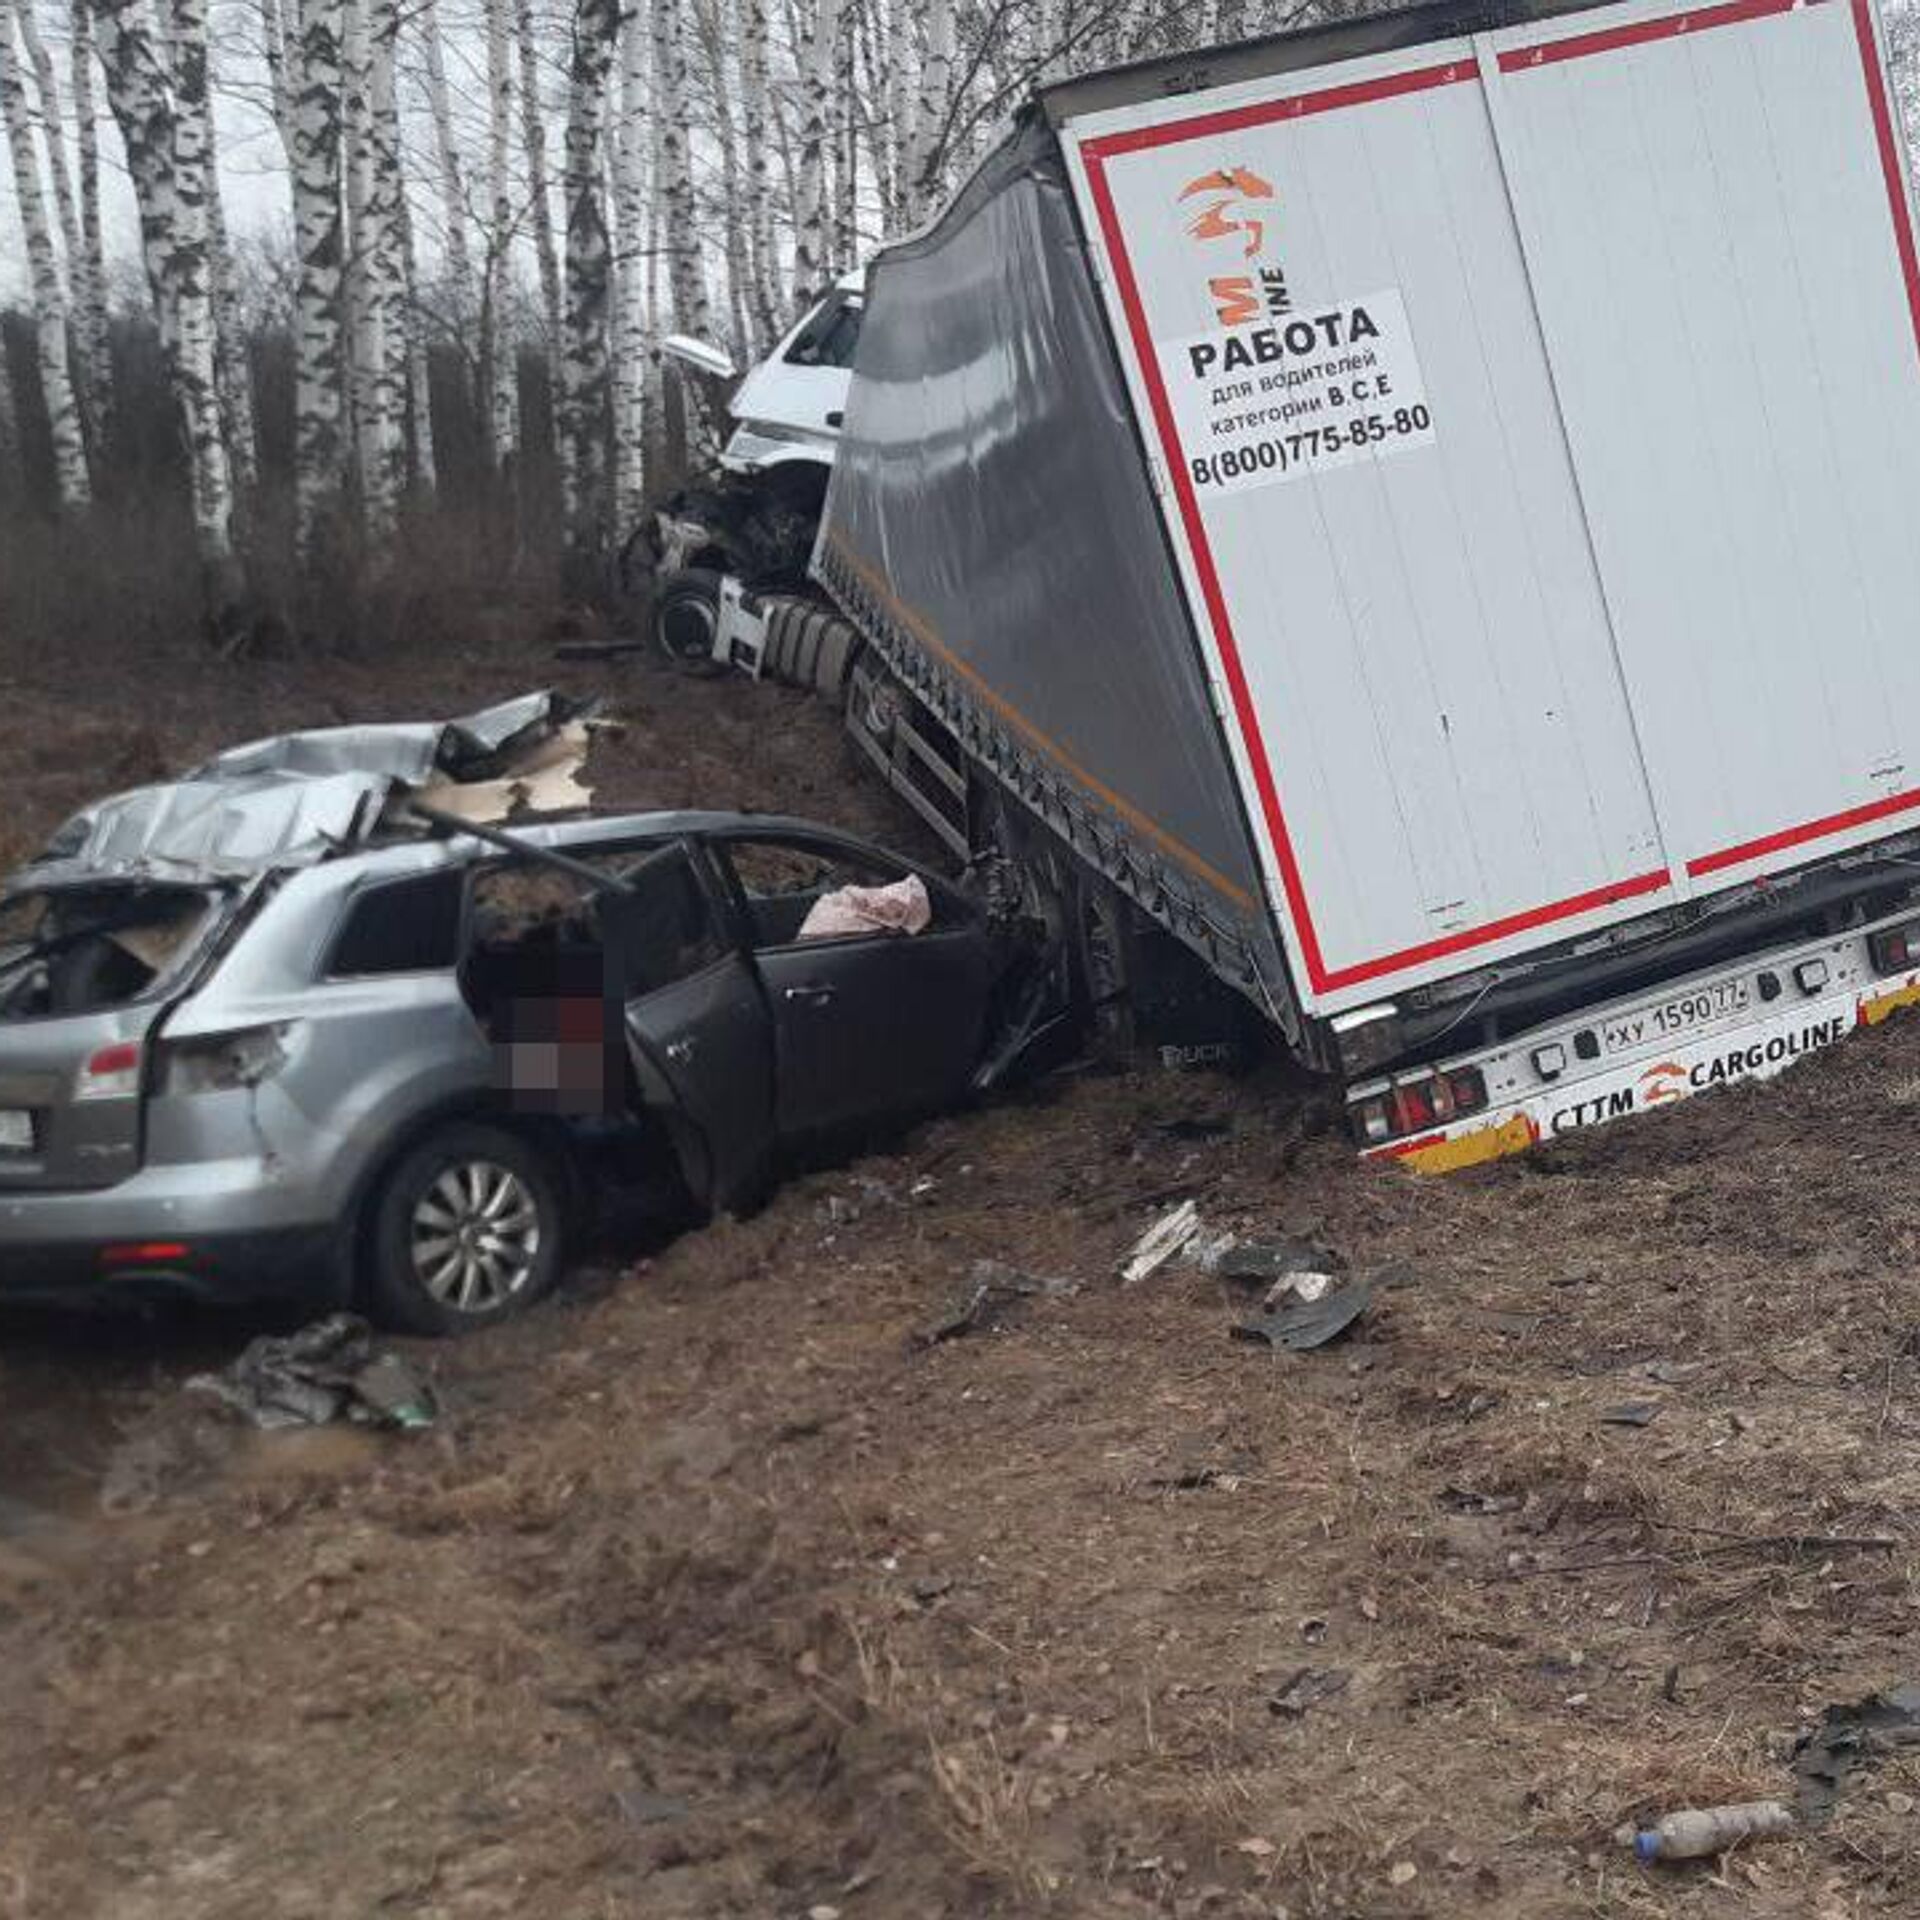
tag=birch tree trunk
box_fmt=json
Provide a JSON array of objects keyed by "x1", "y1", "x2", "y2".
[
  {"x1": 908, "y1": 0, "x2": 952, "y2": 221},
  {"x1": 420, "y1": 0, "x2": 474, "y2": 320},
  {"x1": 68, "y1": 0, "x2": 111, "y2": 430},
  {"x1": 165, "y1": 0, "x2": 237, "y2": 570},
  {"x1": 92, "y1": 0, "x2": 177, "y2": 365},
  {"x1": 611, "y1": 0, "x2": 648, "y2": 529},
  {"x1": 559, "y1": 0, "x2": 616, "y2": 557},
  {"x1": 516, "y1": 0, "x2": 562, "y2": 355},
  {"x1": 291, "y1": 0, "x2": 346, "y2": 555},
  {"x1": 696, "y1": 0, "x2": 752, "y2": 356},
  {"x1": 397, "y1": 183, "x2": 435, "y2": 489},
  {"x1": 832, "y1": 0, "x2": 855, "y2": 271},
  {"x1": 259, "y1": 0, "x2": 294, "y2": 158},
  {"x1": 885, "y1": 0, "x2": 913, "y2": 226},
  {"x1": 1, "y1": 0, "x2": 88, "y2": 509},
  {"x1": 790, "y1": 0, "x2": 836, "y2": 301},
  {"x1": 739, "y1": 0, "x2": 778, "y2": 342},
  {"x1": 342, "y1": 0, "x2": 378, "y2": 510},
  {"x1": 356, "y1": 0, "x2": 406, "y2": 537},
  {"x1": 484, "y1": 0, "x2": 517, "y2": 468},
  {"x1": 205, "y1": 167, "x2": 257, "y2": 497}
]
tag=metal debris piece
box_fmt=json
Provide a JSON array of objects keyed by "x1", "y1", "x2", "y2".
[
  {"x1": 912, "y1": 1258, "x2": 1076, "y2": 1346},
  {"x1": 1793, "y1": 1682, "x2": 1920, "y2": 1824},
  {"x1": 1215, "y1": 1236, "x2": 1344, "y2": 1286},
  {"x1": 1599, "y1": 1401, "x2": 1662, "y2": 1428},
  {"x1": 186, "y1": 1315, "x2": 437, "y2": 1431},
  {"x1": 1266, "y1": 1667, "x2": 1351, "y2": 1717},
  {"x1": 1232, "y1": 1275, "x2": 1374, "y2": 1352},
  {"x1": 1122, "y1": 1200, "x2": 1201, "y2": 1283}
]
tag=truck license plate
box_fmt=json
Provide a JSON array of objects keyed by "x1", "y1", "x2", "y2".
[
  {"x1": 1602, "y1": 979, "x2": 1752, "y2": 1055},
  {"x1": 0, "y1": 1110, "x2": 33, "y2": 1150}
]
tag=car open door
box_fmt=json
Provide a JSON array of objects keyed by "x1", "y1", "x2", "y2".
[
  {"x1": 711, "y1": 832, "x2": 997, "y2": 1139},
  {"x1": 603, "y1": 845, "x2": 776, "y2": 1211}
]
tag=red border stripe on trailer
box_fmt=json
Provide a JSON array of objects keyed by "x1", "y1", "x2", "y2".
[
  {"x1": 1494, "y1": 0, "x2": 1807, "y2": 71},
  {"x1": 1077, "y1": 0, "x2": 1920, "y2": 996}
]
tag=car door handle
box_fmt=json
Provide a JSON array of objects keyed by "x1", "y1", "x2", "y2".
[
  {"x1": 783, "y1": 984, "x2": 836, "y2": 1008},
  {"x1": 665, "y1": 1037, "x2": 697, "y2": 1064}
]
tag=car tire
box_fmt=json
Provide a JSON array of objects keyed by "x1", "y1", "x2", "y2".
[
  {"x1": 364, "y1": 1123, "x2": 565, "y2": 1336},
  {"x1": 652, "y1": 567, "x2": 728, "y2": 677}
]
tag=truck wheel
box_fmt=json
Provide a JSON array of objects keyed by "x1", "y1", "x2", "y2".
[
  {"x1": 364, "y1": 1123, "x2": 565, "y2": 1336},
  {"x1": 1071, "y1": 877, "x2": 1141, "y2": 1061},
  {"x1": 652, "y1": 567, "x2": 728, "y2": 677}
]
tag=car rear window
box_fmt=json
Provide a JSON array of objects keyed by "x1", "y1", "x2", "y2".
[
  {"x1": 327, "y1": 870, "x2": 463, "y2": 976},
  {"x1": 0, "y1": 883, "x2": 221, "y2": 1021}
]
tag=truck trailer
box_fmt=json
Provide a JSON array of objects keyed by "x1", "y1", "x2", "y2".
[{"x1": 668, "y1": 0, "x2": 1920, "y2": 1168}]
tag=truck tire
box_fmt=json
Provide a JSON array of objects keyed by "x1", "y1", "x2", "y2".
[
  {"x1": 811, "y1": 619, "x2": 859, "y2": 706},
  {"x1": 652, "y1": 567, "x2": 728, "y2": 677},
  {"x1": 1071, "y1": 876, "x2": 1142, "y2": 1061},
  {"x1": 364, "y1": 1122, "x2": 566, "y2": 1335}
]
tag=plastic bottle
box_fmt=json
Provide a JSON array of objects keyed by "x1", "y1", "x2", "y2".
[{"x1": 1629, "y1": 1801, "x2": 1795, "y2": 1861}]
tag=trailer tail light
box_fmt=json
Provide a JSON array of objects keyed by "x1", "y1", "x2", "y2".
[
  {"x1": 74, "y1": 1041, "x2": 143, "y2": 1101},
  {"x1": 1352, "y1": 1065, "x2": 1489, "y2": 1146},
  {"x1": 1870, "y1": 918, "x2": 1920, "y2": 975}
]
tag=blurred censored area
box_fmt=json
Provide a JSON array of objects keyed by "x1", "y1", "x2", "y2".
[{"x1": 464, "y1": 857, "x2": 625, "y2": 1115}]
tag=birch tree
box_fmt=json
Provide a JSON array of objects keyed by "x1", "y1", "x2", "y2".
[
  {"x1": 164, "y1": 0, "x2": 237, "y2": 572},
  {"x1": 516, "y1": 0, "x2": 561, "y2": 354},
  {"x1": 484, "y1": 0, "x2": 517, "y2": 467},
  {"x1": 291, "y1": 0, "x2": 345, "y2": 553},
  {"x1": 611, "y1": 0, "x2": 648, "y2": 528},
  {"x1": 68, "y1": 0, "x2": 111, "y2": 428},
  {"x1": 790, "y1": 0, "x2": 837, "y2": 302},
  {"x1": 738, "y1": 0, "x2": 776, "y2": 340},
  {"x1": 0, "y1": 0, "x2": 88, "y2": 508},
  {"x1": 419, "y1": 0, "x2": 474, "y2": 318},
  {"x1": 559, "y1": 0, "x2": 616, "y2": 555}
]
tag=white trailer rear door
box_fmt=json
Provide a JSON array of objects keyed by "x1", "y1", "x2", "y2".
[
  {"x1": 1059, "y1": 0, "x2": 1920, "y2": 1015},
  {"x1": 1484, "y1": 0, "x2": 1920, "y2": 890}
]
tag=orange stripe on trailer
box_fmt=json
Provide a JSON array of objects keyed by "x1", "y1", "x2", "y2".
[{"x1": 826, "y1": 537, "x2": 1259, "y2": 912}]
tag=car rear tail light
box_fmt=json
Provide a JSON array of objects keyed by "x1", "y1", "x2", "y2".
[
  {"x1": 1870, "y1": 919, "x2": 1920, "y2": 975},
  {"x1": 161, "y1": 1024, "x2": 291, "y2": 1095},
  {"x1": 99, "y1": 1242, "x2": 191, "y2": 1266},
  {"x1": 75, "y1": 1041, "x2": 143, "y2": 1101},
  {"x1": 1352, "y1": 1065, "x2": 1490, "y2": 1146}
]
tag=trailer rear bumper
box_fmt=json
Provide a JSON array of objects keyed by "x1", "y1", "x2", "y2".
[{"x1": 1352, "y1": 905, "x2": 1920, "y2": 1172}]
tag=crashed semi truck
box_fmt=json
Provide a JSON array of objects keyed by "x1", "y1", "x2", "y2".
[{"x1": 670, "y1": 0, "x2": 1920, "y2": 1169}]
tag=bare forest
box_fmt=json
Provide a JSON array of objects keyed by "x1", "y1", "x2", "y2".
[{"x1": 0, "y1": 0, "x2": 1382, "y2": 653}]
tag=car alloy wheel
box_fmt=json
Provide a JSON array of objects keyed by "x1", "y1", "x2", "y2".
[{"x1": 409, "y1": 1158, "x2": 542, "y2": 1313}]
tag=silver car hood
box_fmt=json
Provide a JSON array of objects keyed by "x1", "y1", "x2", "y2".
[{"x1": 16, "y1": 692, "x2": 591, "y2": 891}]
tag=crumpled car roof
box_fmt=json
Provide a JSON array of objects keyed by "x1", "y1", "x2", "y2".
[{"x1": 15, "y1": 692, "x2": 588, "y2": 892}]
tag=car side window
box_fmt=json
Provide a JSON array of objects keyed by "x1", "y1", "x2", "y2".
[
  {"x1": 600, "y1": 846, "x2": 733, "y2": 999},
  {"x1": 783, "y1": 291, "x2": 863, "y2": 369},
  {"x1": 326, "y1": 869, "x2": 464, "y2": 977},
  {"x1": 717, "y1": 837, "x2": 927, "y2": 949}
]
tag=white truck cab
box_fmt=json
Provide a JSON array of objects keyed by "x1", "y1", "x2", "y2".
[{"x1": 691, "y1": 270, "x2": 865, "y2": 481}]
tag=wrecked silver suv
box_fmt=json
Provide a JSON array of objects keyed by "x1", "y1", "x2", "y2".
[{"x1": 0, "y1": 695, "x2": 1019, "y2": 1332}]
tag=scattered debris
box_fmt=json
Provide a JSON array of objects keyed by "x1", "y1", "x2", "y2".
[
  {"x1": 1793, "y1": 1681, "x2": 1920, "y2": 1823},
  {"x1": 911, "y1": 1258, "x2": 1076, "y2": 1346},
  {"x1": 1122, "y1": 1201, "x2": 1202, "y2": 1283},
  {"x1": 1232, "y1": 1275, "x2": 1374, "y2": 1352},
  {"x1": 186, "y1": 1316, "x2": 437, "y2": 1431},
  {"x1": 1266, "y1": 1667, "x2": 1351, "y2": 1717},
  {"x1": 1208, "y1": 1235, "x2": 1343, "y2": 1286},
  {"x1": 1465, "y1": 1308, "x2": 1545, "y2": 1339},
  {"x1": 1598, "y1": 1400, "x2": 1662, "y2": 1428},
  {"x1": 1621, "y1": 1800, "x2": 1794, "y2": 1862},
  {"x1": 910, "y1": 1573, "x2": 955, "y2": 1605}
]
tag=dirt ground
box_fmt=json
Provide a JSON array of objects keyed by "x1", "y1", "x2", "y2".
[{"x1": 4, "y1": 610, "x2": 1920, "y2": 1918}]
